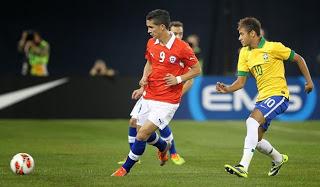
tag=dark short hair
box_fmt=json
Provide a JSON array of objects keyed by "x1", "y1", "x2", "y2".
[
  {"x1": 238, "y1": 17, "x2": 261, "y2": 36},
  {"x1": 146, "y1": 9, "x2": 170, "y2": 29},
  {"x1": 169, "y1": 21, "x2": 183, "y2": 29}
]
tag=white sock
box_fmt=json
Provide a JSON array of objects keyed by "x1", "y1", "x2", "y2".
[
  {"x1": 239, "y1": 117, "x2": 260, "y2": 171},
  {"x1": 256, "y1": 139, "x2": 283, "y2": 163}
]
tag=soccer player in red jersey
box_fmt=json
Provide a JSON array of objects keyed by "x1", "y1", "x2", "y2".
[
  {"x1": 112, "y1": 9, "x2": 201, "y2": 176},
  {"x1": 118, "y1": 21, "x2": 191, "y2": 166}
]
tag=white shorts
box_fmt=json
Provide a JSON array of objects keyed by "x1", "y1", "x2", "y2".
[
  {"x1": 130, "y1": 97, "x2": 143, "y2": 119},
  {"x1": 133, "y1": 97, "x2": 179, "y2": 130}
]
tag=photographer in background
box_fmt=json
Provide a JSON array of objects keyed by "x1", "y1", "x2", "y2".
[
  {"x1": 18, "y1": 30, "x2": 50, "y2": 76},
  {"x1": 89, "y1": 59, "x2": 117, "y2": 79}
]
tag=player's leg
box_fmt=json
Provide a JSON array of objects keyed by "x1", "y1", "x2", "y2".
[
  {"x1": 112, "y1": 98, "x2": 150, "y2": 176},
  {"x1": 256, "y1": 128, "x2": 283, "y2": 164},
  {"x1": 225, "y1": 96, "x2": 289, "y2": 178},
  {"x1": 255, "y1": 96, "x2": 289, "y2": 176},
  {"x1": 256, "y1": 137, "x2": 288, "y2": 176},
  {"x1": 128, "y1": 118, "x2": 137, "y2": 149},
  {"x1": 224, "y1": 108, "x2": 264, "y2": 178},
  {"x1": 112, "y1": 99, "x2": 176, "y2": 176},
  {"x1": 159, "y1": 126, "x2": 185, "y2": 165},
  {"x1": 143, "y1": 121, "x2": 171, "y2": 166},
  {"x1": 159, "y1": 126, "x2": 177, "y2": 155},
  {"x1": 127, "y1": 98, "x2": 143, "y2": 149},
  {"x1": 117, "y1": 118, "x2": 138, "y2": 165},
  {"x1": 117, "y1": 98, "x2": 142, "y2": 165},
  {"x1": 112, "y1": 120, "x2": 169, "y2": 176},
  {"x1": 147, "y1": 100, "x2": 179, "y2": 166}
]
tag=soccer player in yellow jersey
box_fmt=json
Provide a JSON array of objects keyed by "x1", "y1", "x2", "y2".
[{"x1": 216, "y1": 17, "x2": 314, "y2": 178}]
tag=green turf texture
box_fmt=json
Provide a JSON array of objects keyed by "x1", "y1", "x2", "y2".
[{"x1": 0, "y1": 120, "x2": 319, "y2": 186}]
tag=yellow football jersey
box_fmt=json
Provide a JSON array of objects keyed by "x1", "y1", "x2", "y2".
[{"x1": 237, "y1": 37, "x2": 295, "y2": 101}]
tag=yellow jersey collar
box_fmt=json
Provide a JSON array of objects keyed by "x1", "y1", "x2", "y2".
[
  {"x1": 248, "y1": 37, "x2": 266, "y2": 50},
  {"x1": 258, "y1": 37, "x2": 266, "y2": 48}
]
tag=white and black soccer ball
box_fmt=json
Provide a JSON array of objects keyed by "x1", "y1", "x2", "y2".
[{"x1": 10, "y1": 153, "x2": 35, "y2": 175}]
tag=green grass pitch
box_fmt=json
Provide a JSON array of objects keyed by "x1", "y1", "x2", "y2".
[{"x1": 0, "y1": 119, "x2": 319, "y2": 186}]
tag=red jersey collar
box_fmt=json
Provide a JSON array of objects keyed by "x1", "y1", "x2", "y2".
[{"x1": 154, "y1": 32, "x2": 176, "y2": 49}]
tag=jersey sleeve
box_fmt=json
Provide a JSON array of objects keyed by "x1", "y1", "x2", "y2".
[
  {"x1": 237, "y1": 48, "x2": 249, "y2": 76},
  {"x1": 273, "y1": 42, "x2": 295, "y2": 62},
  {"x1": 144, "y1": 39, "x2": 153, "y2": 62},
  {"x1": 181, "y1": 44, "x2": 198, "y2": 67}
]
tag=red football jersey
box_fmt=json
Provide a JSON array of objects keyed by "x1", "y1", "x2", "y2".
[{"x1": 144, "y1": 34, "x2": 198, "y2": 104}]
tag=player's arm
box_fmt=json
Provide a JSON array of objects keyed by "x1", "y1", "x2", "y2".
[
  {"x1": 182, "y1": 79, "x2": 193, "y2": 95},
  {"x1": 139, "y1": 61, "x2": 152, "y2": 87},
  {"x1": 164, "y1": 62, "x2": 201, "y2": 86},
  {"x1": 217, "y1": 47, "x2": 248, "y2": 93},
  {"x1": 292, "y1": 53, "x2": 314, "y2": 93},
  {"x1": 216, "y1": 76, "x2": 247, "y2": 93},
  {"x1": 181, "y1": 62, "x2": 201, "y2": 82}
]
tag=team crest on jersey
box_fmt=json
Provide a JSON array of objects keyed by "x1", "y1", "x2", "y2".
[
  {"x1": 263, "y1": 53, "x2": 269, "y2": 61},
  {"x1": 169, "y1": 56, "x2": 177, "y2": 63}
]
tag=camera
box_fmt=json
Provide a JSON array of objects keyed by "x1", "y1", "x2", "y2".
[{"x1": 25, "y1": 30, "x2": 35, "y2": 41}]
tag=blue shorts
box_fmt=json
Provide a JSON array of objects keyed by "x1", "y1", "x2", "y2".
[{"x1": 255, "y1": 96, "x2": 289, "y2": 130}]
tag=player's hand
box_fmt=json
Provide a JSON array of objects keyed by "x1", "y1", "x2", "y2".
[
  {"x1": 164, "y1": 73, "x2": 178, "y2": 86},
  {"x1": 305, "y1": 81, "x2": 314, "y2": 94},
  {"x1": 132, "y1": 87, "x2": 144, "y2": 100},
  {"x1": 139, "y1": 76, "x2": 148, "y2": 87},
  {"x1": 216, "y1": 82, "x2": 228, "y2": 93}
]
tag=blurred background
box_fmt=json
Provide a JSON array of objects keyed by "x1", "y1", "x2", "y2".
[
  {"x1": 0, "y1": 0, "x2": 319, "y2": 119},
  {"x1": 2, "y1": 0, "x2": 320, "y2": 76}
]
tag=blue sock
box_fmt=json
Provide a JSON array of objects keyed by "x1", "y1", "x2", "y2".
[
  {"x1": 170, "y1": 140, "x2": 177, "y2": 155},
  {"x1": 147, "y1": 132, "x2": 167, "y2": 152},
  {"x1": 128, "y1": 127, "x2": 137, "y2": 149},
  {"x1": 159, "y1": 126, "x2": 177, "y2": 155},
  {"x1": 123, "y1": 139, "x2": 146, "y2": 172}
]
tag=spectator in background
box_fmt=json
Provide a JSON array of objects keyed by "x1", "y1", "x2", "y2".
[
  {"x1": 187, "y1": 34, "x2": 203, "y2": 74},
  {"x1": 89, "y1": 59, "x2": 117, "y2": 78},
  {"x1": 18, "y1": 30, "x2": 50, "y2": 76}
]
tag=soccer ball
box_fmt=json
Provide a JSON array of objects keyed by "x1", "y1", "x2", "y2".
[{"x1": 10, "y1": 153, "x2": 35, "y2": 175}]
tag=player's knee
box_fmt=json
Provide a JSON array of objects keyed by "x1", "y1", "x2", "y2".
[
  {"x1": 246, "y1": 116, "x2": 263, "y2": 127},
  {"x1": 249, "y1": 110, "x2": 265, "y2": 124},
  {"x1": 129, "y1": 118, "x2": 137, "y2": 128},
  {"x1": 136, "y1": 129, "x2": 150, "y2": 141},
  {"x1": 246, "y1": 117, "x2": 255, "y2": 125}
]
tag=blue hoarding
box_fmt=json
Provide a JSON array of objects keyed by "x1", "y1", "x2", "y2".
[{"x1": 175, "y1": 76, "x2": 319, "y2": 121}]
